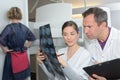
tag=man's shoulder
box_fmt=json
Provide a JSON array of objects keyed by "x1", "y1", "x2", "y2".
[
  {"x1": 111, "y1": 27, "x2": 120, "y2": 33},
  {"x1": 110, "y1": 27, "x2": 120, "y2": 39}
]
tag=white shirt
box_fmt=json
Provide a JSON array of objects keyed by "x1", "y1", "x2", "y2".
[
  {"x1": 58, "y1": 47, "x2": 91, "y2": 80},
  {"x1": 85, "y1": 27, "x2": 120, "y2": 63}
]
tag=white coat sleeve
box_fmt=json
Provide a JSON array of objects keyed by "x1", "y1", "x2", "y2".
[
  {"x1": 63, "y1": 66, "x2": 87, "y2": 80},
  {"x1": 38, "y1": 63, "x2": 55, "y2": 80}
]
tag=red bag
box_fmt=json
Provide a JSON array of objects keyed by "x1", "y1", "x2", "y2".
[{"x1": 11, "y1": 50, "x2": 29, "y2": 73}]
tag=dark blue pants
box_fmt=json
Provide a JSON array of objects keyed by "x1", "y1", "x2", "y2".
[
  {"x1": 2, "y1": 53, "x2": 14, "y2": 80},
  {"x1": 2, "y1": 53, "x2": 30, "y2": 80}
]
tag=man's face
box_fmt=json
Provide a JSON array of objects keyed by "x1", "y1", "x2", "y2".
[{"x1": 83, "y1": 14, "x2": 102, "y2": 40}]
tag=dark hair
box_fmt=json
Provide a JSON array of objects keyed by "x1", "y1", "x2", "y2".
[
  {"x1": 62, "y1": 21, "x2": 79, "y2": 34},
  {"x1": 82, "y1": 7, "x2": 108, "y2": 26},
  {"x1": 7, "y1": 7, "x2": 22, "y2": 20}
]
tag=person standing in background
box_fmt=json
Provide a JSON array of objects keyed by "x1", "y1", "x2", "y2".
[
  {"x1": 37, "y1": 20, "x2": 91, "y2": 80},
  {"x1": 0, "y1": 7, "x2": 36, "y2": 80},
  {"x1": 82, "y1": 7, "x2": 120, "y2": 80}
]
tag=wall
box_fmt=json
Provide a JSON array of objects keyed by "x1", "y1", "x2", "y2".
[
  {"x1": 111, "y1": 11, "x2": 120, "y2": 29},
  {"x1": 0, "y1": 0, "x2": 29, "y2": 79},
  {"x1": 36, "y1": 3, "x2": 72, "y2": 22},
  {"x1": 35, "y1": 3, "x2": 72, "y2": 38},
  {"x1": 100, "y1": 3, "x2": 120, "y2": 29}
]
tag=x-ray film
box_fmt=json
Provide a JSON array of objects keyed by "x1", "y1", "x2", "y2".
[{"x1": 39, "y1": 24, "x2": 66, "y2": 80}]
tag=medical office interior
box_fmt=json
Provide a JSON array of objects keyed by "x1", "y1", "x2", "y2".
[{"x1": 0, "y1": 0, "x2": 120, "y2": 80}]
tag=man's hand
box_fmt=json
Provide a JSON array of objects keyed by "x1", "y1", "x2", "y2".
[{"x1": 89, "y1": 74, "x2": 107, "y2": 80}]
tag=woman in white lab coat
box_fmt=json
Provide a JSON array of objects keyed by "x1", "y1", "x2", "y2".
[
  {"x1": 82, "y1": 7, "x2": 120, "y2": 80},
  {"x1": 37, "y1": 21, "x2": 92, "y2": 80}
]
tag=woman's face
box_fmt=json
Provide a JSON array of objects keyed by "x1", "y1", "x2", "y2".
[{"x1": 62, "y1": 26, "x2": 79, "y2": 47}]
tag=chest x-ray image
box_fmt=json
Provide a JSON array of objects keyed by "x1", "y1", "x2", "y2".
[{"x1": 39, "y1": 24, "x2": 66, "y2": 80}]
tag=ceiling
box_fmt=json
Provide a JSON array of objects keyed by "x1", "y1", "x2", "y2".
[{"x1": 28, "y1": 0, "x2": 120, "y2": 22}]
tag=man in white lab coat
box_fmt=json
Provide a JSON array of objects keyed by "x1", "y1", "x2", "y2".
[{"x1": 82, "y1": 7, "x2": 120, "y2": 80}]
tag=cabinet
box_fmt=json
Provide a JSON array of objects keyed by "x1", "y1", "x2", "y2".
[
  {"x1": 30, "y1": 54, "x2": 37, "y2": 80},
  {"x1": 30, "y1": 54, "x2": 48, "y2": 80}
]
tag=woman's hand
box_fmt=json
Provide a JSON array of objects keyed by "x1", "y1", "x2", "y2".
[
  {"x1": 37, "y1": 48, "x2": 46, "y2": 64},
  {"x1": 0, "y1": 45, "x2": 13, "y2": 53},
  {"x1": 89, "y1": 74, "x2": 107, "y2": 80},
  {"x1": 3, "y1": 49, "x2": 13, "y2": 53},
  {"x1": 56, "y1": 52, "x2": 67, "y2": 68}
]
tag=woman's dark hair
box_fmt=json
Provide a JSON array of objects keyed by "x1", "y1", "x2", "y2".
[
  {"x1": 7, "y1": 7, "x2": 22, "y2": 20},
  {"x1": 62, "y1": 21, "x2": 79, "y2": 34}
]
